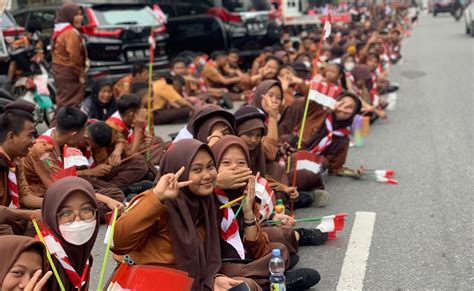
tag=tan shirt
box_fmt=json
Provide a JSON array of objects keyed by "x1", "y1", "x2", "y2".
[{"x1": 0, "y1": 154, "x2": 33, "y2": 207}]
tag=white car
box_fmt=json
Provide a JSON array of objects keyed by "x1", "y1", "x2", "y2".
[{"x1": 464, "y1": 1, "x2": 474, "y2": 36}]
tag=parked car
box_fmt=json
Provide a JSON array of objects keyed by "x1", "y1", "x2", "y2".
[
  {"x1": 432, "y1": 0, "x2": 463, "y2": 19},
  {"x1": 0, "y1": 10, "x2": 24, "y2": 74},
  {"x1": 464, "y1": 1, "x2": 474, "y2": 36},
  {"x1": 148, "y1": 0, "x2": 281, "y2": 63},
  {"x1": 13, "y1": 1, "x2": 169, "y2": 82}
]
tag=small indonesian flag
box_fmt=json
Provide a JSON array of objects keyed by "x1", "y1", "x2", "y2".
[
  {"x1": 317, "y1": 213, "x2": 346, "y2": 240},
  {"x1": 294, "y1": 151, "x2": 324, "y2": 174},
  {"x1": 308, "y1": 81, "x2": 341, "y2": 110},
  {"x1": 374, "y1": 170, "x2": 395, "y2": 178},
  {"x1": 63, "y1": 145, "x2": 90, "y2": 169},
  {"x1": 103, "y1": 211, "x2": 115, "y2": 246},
  {"x1": 375, "y1": 177, "x2": 399, "y2": 185},
  {"x1": 323, "y1": 14, "x2": 332, "y2": 40},
  {"x1": 255, "y1": 173, "x2": 275, "y2": 220}
]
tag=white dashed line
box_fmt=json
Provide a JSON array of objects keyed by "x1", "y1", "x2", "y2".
[{"x1": 336, "y1": 211, "x2": 377, "y2": 291}]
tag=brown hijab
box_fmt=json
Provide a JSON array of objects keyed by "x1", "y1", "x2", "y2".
[
  {"x1": 55, "y1": 3, "x2": 82, "y2": 24},
  {"x1": 250, "y1": 80, "x2": 283, "y2": 112},
  {"x1": 42, "y1": 177, "x2": 99, "y2": 291},
  {"x1": 190, "y1": 106, "x2": 236, "y2": 143},
  {"x1": 211, "y1": 136, "x2": 251, "y2": 200},
  {"x1": 0, "y1": 235, "x2": 48, "y2": 285},
  {"x1": 235, "y1": 106, "x2": 267, "y2": 176},
  {"x1": 159, "y1": 139, "x2": 221, "y2": 291},
  {"x1": 351, "y1": 65, "x2": 373, "y2": 89}
]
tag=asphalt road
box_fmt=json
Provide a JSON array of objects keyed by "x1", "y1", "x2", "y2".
[{"x1": 89, "y1": 13, "x2": 473, "y2": 290}]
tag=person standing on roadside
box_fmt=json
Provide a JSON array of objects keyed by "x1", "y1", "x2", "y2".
[{"x1": 52, "y1": 2, "x2": 88, "y2": 109}]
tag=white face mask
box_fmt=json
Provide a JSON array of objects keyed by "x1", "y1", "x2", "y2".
[
  {"x1": 59, "y1": 220, "x2": 96, "y2": 245},
  {"x1": 199, "y1": 58, "x2": 207, "y2": 66},
  {"x1": 320, "y1": 55, "x2": 328, "y2": 62},
  {"x1": 344, "y1": 62, "x2": 355, "y2": 71},
  {"x1": 303, "y1": 61, "x2": 311, "y2": 69}
]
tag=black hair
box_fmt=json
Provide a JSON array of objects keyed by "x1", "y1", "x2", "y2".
[
  {"x1": 367, "y1": 53, "x2": 380, "y2": 62},
  {"x1": 26, "y1": 19, "x2": 42, "y2": 33},
  {"x1": 163, "y1": 72, "x2": 185, "y2": 88},
  {"x1": 0, "y1": 109, "x2": 35, "y2": 143},
  {"x1": 264, "y1": 55, "x2": 283, "y2": 67},
  {"x1": 210, "y1": 50, "x2": 227, "y2": 61},
  {"x1": 228, "y1": 48, "x2": 239, "y2": 55},
  {"x1": 292, "y1": 41, "x2": 300, "y2": 50},
  {"x1": 87, "y1": 121, "x2": 112, "y2": 147},
  {"x1": 170, "y1": 57, "x2": 187, "y2": 69},
  {"x1": 131, "y1": 81, "x2": 149, "y2": 94},
  {"x1": 56, "y1": 107, "x2": 88, "y2": 134},
  {"x1": 131, "y1": 63, "x2": 147, "y2": 76},
  {"x1": 117, "y1": 94, "x2": 142, "y2": 115}
]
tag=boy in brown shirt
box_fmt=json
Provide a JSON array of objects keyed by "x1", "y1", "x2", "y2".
[
  {"x1": 0, "y1": 102, "x2": 43, "y2": 236},
  {"x1": 113, "y1": 63, "x2": 148, "y2": 98}
]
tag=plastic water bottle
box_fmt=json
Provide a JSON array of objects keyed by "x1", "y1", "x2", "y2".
[{"x1": 269, "y1": 248, "x2": 286, "y2": 291}]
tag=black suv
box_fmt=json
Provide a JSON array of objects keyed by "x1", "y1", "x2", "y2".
[
  {"x1": 148, "y1": 0, "x2": 281, "y2": 59},
  {"x1": 13, "y1": 1, "x2": 169, "y2": 81}
]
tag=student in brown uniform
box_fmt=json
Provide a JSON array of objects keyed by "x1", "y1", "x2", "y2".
[
  {"x1": 23, "y1": 107, "x2": 124, "y2": 222},
  {"x1": 279, "y1": 92, "x2": 362, "y2": 178},
  {"x1": 0, "y1": 102, "x2": 43, "y2": 236},
  {"x1": 41, "y1": 177, "x2": 100, "y2": 291},
  {"x1": 0, "y1": 235, "x2": 52, "y2": 290},
  {"x1": 52, "y1": 2, "x2": 87, "y2": 108},
  {"x1": 212, "y1": 136, "x2": 321, "y2": 290},
  {"x1": 113, "y1": 139, "x2": 254, "y2": 290},
  {"x1": 113, "y1": 63, "x2": 148, "y2": 99}
]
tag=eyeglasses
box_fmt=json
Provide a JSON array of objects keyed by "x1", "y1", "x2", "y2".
[{"x1": 57, "y1": 207, "x2": 97, "y2": 225}]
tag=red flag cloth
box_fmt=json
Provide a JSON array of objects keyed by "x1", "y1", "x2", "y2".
[
  {"x1": 255, "y1": 173, "x2": 275, "y2": 220},
  {"x1": 292, "y1": 151, "x2": 325, "y2": 175},
  {"x1": 7, "y1": 164, "x2": 20, "y2": 208},
  {"x1": 307, "y1": 81, "x2": 342, "y2": 109},
  {"x1": 108, "y1": 263, "x2": 193, "y2": 290}
]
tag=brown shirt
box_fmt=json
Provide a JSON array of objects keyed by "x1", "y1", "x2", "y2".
[
  {"x1": 113, "y1": 190, "x2": 270, "y2": 265},
  {"x1": 52, "y1": 29, "x2": 86, "y2": 75},
  {"x1": 0, "y1": 155, "x2": 33, "y2": 207},
  {"x1": 202, "y1": 62, "x2": 225, "y2": 89},
  {"x1": 113, "y1": 75, "x2": 134, "y2": 98},
  {"x1": 22, "y1": 139, "x2": 62, "y2": 196}
]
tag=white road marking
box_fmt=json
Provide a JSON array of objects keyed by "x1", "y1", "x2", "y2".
[{"x1": 336, "y1": 211, "x2": 376, "y2": 291}]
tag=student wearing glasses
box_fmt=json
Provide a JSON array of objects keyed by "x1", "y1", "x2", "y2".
[{"x1": 41, "y1": 176, "x2": 100, "y2": 291}]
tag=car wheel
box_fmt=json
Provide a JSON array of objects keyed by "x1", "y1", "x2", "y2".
[
  {"x1": 467, "y1": 24, "x2": 471, "y2": 35},
  {"x1": 434, "y1": 12, "x2": 437, "y2": 17},
  {"x1": 471, "y1": 22, "x2": 474, "y2": 37}
]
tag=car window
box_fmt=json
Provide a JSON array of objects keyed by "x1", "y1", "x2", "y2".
[
  {"x1": 30, "y1": 11, "x2": 55, "y2": 30},
  {"x1": 2, "y1": 12, "x2": 18, "y2": 28},
  {"x1": 174, "y1": 0, "x2": 215, "y2": 16},
  {"x1": 92, "y1": 6, "x2": 158, "y2": 26},
  {"x1": 222, "y1": 0, "x2": 271, "y2": 12},
  {"x1": 13, "y1": 12, "x2": 28, "y2": 27}
]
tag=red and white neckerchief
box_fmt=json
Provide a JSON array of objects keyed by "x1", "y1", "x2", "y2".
[
  {"x1": 52, "y1": 23, "x2": 74, "y2": 40},
  {"x1": 83, "y1": 146, "x2": 96, "y2": 169},
  {"x1": 214, "y1": 188, "x2": 245, "y2": 259},
  {"x1": 36, "y1": 220, "x2": 89, "y2": 288},
  {"x1": 7, "y1": 160, "x2": 20, "y2": 208},
  {"x1": 107, "y1": 111, "x2": 133, "y2": 143},
  {"x1": 310, "y1": 115, "x2": 351, "y2": 155},
  {"x1": 36, "y1": 128, "x2": 55, "y2": 145}
]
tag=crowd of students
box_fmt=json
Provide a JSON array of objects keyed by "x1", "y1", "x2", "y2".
[{"x1": 0, "y1": 1, "x2": 416, "y2": 291}]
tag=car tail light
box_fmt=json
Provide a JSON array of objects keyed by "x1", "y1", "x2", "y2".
[
  {"x1": 153, "y1": 26, "x2": 166, "y2": 34},
  {"x1": 207, "y1": 7, "x2": 241, "y2": 23},
  {"x1": 91, "y1": 70, "x2": 109, "y2": 80},
  {"x1": 3, "y1": 26, "x2": 25, "y2": 36},
  {"x1": 82, "y1": 8, "x2": 123, "y2": 38}
]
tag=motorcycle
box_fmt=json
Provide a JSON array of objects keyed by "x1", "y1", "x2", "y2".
[{"x1": 8, "y1": 46, "x2": 55, "y2": 127}]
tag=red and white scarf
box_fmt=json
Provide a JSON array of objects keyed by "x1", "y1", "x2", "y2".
[
  {"x1": 107, "y1": 112, "x2": 134, "y2": 143},
  {"x1": 214, "y1": 188, "x2": 245, "y2": 259},
  {"x1": 52, "y1": 23, "x2": 74, "y2": 40},
  {"x1": 37, "y1": 220, "x2": 89, "y2": 288},
  {"x1": 310, "y1": 115, "x2": 351, "y2": 155},
  {"x1": 7, "y1": 162, "x2": 20, "y2": 208}
]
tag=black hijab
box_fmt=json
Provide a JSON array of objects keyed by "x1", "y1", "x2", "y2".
[{"x1": 87, "y1": 77, "x2": 117, "y2": 120}]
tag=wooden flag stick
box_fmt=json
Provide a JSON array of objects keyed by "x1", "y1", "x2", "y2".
[{"x1": 219, "y1": 195, "x2": 246, "y2": 209}]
